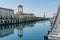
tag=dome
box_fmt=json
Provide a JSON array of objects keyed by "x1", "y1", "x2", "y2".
[{"x1": 18, "y1": 4, "x2": 23, "y2": 7}]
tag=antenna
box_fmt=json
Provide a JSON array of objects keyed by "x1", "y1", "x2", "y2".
[{"x1": 43, "y1": 12, "x2": 45, "y2": 19}]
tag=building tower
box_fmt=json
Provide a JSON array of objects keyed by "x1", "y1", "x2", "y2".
[{"x1": 18, "y1": 4, "x2": 23, "y2": 14}]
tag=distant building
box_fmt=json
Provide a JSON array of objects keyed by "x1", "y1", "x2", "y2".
[
  {"x1": 0, "y1": 7, "x2": 14, "y2": 20},
  {"x1": 16, "y1": 4, "x2": 23, "y2": 14},
  {"x1": 16, "y1": 4, "x2": 35, "y2": 19},
  {"x1": 0, "y1": 7, "x2": 14, "y2": 14},
  {"x1": 0, "y1": 4, "x2": 37, "y2": 24},
  {"x1": 0, "y1": 7, "x2": 15, "y2": 24}
]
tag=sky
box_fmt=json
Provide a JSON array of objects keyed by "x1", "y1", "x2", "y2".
[{"x1": 0, "y1": 0, "x2": 60, "y2": 18}]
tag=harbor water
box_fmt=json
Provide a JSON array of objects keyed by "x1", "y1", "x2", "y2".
[{"x1": 0, "y1": 20, "x2": 50, "y2": 40}]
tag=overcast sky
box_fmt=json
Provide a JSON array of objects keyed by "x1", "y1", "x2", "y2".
[{"x1": 0, "y1": 0, "x2": 60, "y2": 18}]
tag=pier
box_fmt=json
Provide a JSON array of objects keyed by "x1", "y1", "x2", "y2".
[{"x1": 0, "y1": 16, "x2": 48, "y2": 25}]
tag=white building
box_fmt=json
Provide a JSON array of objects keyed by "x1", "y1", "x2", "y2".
[
  {"x1": 0, "y1": 4, "x2": 36, "y2": 24},
  {"x1": 0, "y1": 7, "x2": 16, "y2": 24},
  {"x1": 0, "y1": 7, "x2": 14, "y2": 14},
  {"x1": 16, "y1": 4, "x2": 35, "y2": 19}
]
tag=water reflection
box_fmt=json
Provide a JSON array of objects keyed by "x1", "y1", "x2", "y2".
[
  {"x1": 0, "y1": 21, "x2": 36, "y2": 38},
  {"x1": 0, "y1": 25, "x2": 14, "y2": 37}
]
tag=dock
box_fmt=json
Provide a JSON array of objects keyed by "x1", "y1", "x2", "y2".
[{"x1": 0, "y1": 16, "x2": 49, "y2": 25}]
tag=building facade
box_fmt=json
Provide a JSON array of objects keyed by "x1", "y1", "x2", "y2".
[
  {"x1": 16, "y1": 5, "x2": 35, "y2": 19},
  {"x1": 0, "y1": 7, "x2": 16, "y2": 24},
  {"x1": 0, "y1": 4, "x2": 37, "y2": 25},
  {"x1": 0, "y1": 7, "x2": 14, "y2": 14}
]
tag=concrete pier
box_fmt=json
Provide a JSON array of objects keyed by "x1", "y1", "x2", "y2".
[{"x1": 0, "y1": 17, "x2": 47, "y2": 25}]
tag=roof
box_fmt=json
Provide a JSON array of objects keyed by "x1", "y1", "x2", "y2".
[
  {"x1": 18, "y1": 4, "x2": 23, "y2": 7},
  {"x1": 0, "y1": 7, "x2": 14, "y2": 11}
]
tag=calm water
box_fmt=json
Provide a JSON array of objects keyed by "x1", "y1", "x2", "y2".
[{"x1": 0, "y1": 20, "x2": 50, "y2": 40}]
